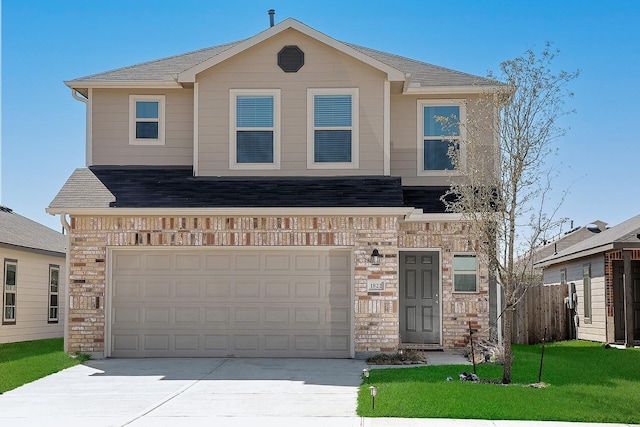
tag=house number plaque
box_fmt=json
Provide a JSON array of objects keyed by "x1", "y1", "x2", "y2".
[{"x1": 367, "y1": 279, "x2": 385, "y2": 292}]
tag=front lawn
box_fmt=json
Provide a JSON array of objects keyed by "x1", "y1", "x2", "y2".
[
  {"x1": 358, "y1": 341, "x2": 640, "y2": 423},
  {"x1": 0, "y1": 338, "x2": 84, "y2": 393}
]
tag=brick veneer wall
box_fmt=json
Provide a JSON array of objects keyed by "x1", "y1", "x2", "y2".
[
  {"x1": 399, "y1": 221, "x2": 490, "y2": 348},
  {"x1": 66, "y1": 215, "x2": 489, "y2": 357}
]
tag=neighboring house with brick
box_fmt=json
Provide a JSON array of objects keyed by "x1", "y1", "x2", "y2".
[
  {"x1": 1, "y1": 206, "x2": 66, "y2": 344},
  {"x1": 48, "y1": 17, "x2": 504, "y2": 358},
  {"x1": 536, "y1": 214, "x2": 640, "y2": 346}
]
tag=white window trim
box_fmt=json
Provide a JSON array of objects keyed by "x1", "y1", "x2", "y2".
[
  {"x1": 129, "y1": 95, "x2": 166, "y2": 146},
  {"x1": 452, "y1": 253, "x2": 478, "y2": 293},
  {"x1": 3, "y1": 259, "x2": 17, "y2": 324},
  {"x1": 48, "y1": 265, "x2": 59, "y2": 323},
  {"x1": 417, "y1": 99, "x2": 466, "y2": 176},
  {"x1": 583, "y1": 263, "x2": 592, "y2": 322},
  {"x1": 229, "y1": 89, "x2": 281, "y2": 170},
  {"x1": 307, "y1": 88, "x2": 359, "y2": 170}
]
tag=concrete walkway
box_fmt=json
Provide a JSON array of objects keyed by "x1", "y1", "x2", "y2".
[{"x1": 0, "y1": 355, "x2": 636, "y2": 427}]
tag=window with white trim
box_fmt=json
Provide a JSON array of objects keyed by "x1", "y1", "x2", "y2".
[
  {"x1": 230, "y1": 89, "x2": 280, "y2": 169},
  {"x1": 48, "y1": 265, "x2": 59, "y2": 323},
  {"x1": 453, "y1": 254, "x2": 477, "y2": 292},
  {"x1": 417, "y1": 100, "x2": 465, "y2": 175},
  {"x1": 307, "y1": 88, "x2": 359, "y2": 169},
  {"x1": 3, "y1": 259, "x2": 17, "y2": 324},
  {"x1": 129, "y1": 95, "x2": 165, "y2": 145},
  {"x1": 583, "y1": 264, "x2": 592, "y2": 322}
]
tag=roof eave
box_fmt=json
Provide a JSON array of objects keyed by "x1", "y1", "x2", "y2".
[
  {"x1": 402, "y1": 84, "x2": 506, "y2": 95},
  {"x1": 64, "y1": 80, "x2": 184, "y2": 91},
  {"x1": 535, "y1": 241, "x2": 640, "y2": 268},
  {"x1": 177, "y1": 18, "x2": 406, "y2": 83},
  {"x1": 46, "y1": 206, "x2": 414, "y2": 217}
]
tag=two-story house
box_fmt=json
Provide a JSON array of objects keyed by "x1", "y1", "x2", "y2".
[{"x1": 48, "y1": 18, "x2": 501, "y2": 358}]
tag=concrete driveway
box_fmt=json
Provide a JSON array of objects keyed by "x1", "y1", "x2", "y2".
[{"x1": 0, "y1": 357, "x2": 367, "y2": 426}]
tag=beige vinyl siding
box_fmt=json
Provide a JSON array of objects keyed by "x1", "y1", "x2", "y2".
[
  {"x1": 391, "y1": 94, "x2": 495, "y2": 186},
  {"x1": 0, "y1": 247, "x2": 65, "y2": 344},
  {"x1": 542, "y1": 255, "x2": 607, "y2": 343},
  {"x1": 91, "y1": 88, "x2": 194, "y2": 166},
  {"x1": 196, "y1": 28, "x2": 385, "y2": 177}
]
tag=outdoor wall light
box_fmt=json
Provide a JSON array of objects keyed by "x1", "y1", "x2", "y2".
[
  {"x1": 369, "y1": 386, "x2": 378, "y2": 410},
  {"x1": 370, "y1": 249, "x2": 380, "y2": 265}
]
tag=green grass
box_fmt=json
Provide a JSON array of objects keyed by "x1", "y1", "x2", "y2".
[
  {"x1": 0, "y1": 338, "x2": 84, "y2": 393},
  {"x1": 358, "y1": 341, "x2": 640, "y2": 423}
]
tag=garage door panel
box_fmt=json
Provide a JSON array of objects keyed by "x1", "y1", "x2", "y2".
[
  {"x1": 113, "y1": 279, "x2": 141, "y2": 297},
  {"x1": 175, "y1": 335, "x2": 199, "y2": 351},
  {"x1": 205, "y1": 307, "x2": 230, "y2": 324},
  {"x1": 234, "y1": 307, "x2": 260, "y2": 324},
  {"x1": 204, "y1": 334, "x2": 229, "y2": 350},
  {"x1": 265, "y1": 281, "x2": 290, "y2": 298},
  {"x1": 145, "y1": 307, "x2": 170, "y2": 323},
  {"x1": 176, "y1": 281, "x2": 201, "y2": 297},
  {"x1": 264, "y1": 335, "x2": 289, "y2": 350},
  {"x1": 294, "y1": 281, "x2": 321, "y2": 298},
  {"x1": 144, "y1": 335, "x2": 170, "y2": 351},
  {"x1": 236, "y1": 254, "x2": 260, "y2": 270},
  {"x1": 294, "y1": 254, "x2": 320, "y2": 270},
  {"x1": 175, "y1": 254, "x2": 201, "y2": 270},
  {"x1": 265, "y1": 254, "x2": 290, "y2": 270},
  {"x1": 206, "y1": 280, "x2": 231, "y2": 297},
  {"x1": 146, "y1": 254, "x2": 172, "y2": 270},
  {"x1": 175, "y1": 307, "x2": 199, "y2": 323},
  {"x1": 113, "y1": 253, "x2": 141, "y2": 270},
  {"x1": 144, "y1": 280, "x2": 171, "y2": 297},
  {"x1": 111, "y1": 249, "x2": 351, "y2": 358},
  {"x1": 294, "y1": 307, "x2": 319, "y2": 323},
  {"x1": 205, "y1": 254, "x2": 231, "y2": 269},
  {"x1": 235, "y1": 281, "x2": 261, "y2": 298},
  {"x1": 113, "y1": 335, "x2": 139, "y2": 351},
  {"x1": 235, "y1": 335, "x2": 260, "y2": 350},
  {"x1": 265, "y1": 307, "x2": 289, "y2": 323}
]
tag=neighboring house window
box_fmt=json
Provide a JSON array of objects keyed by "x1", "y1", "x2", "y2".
[
  {"x1": 453, "y1": 254, "x2": 477, "y2": 292},
  {"x1": 129, "y1": 95, "x2": 165, "y2": 145},
  {"x1": 230, "y1": 89, "x2": 280, "y2": 169},
  {"x1": 560, "y1": 268, "x2": 567, "y2": 285},
  {"x1": 307, "y1": 88, "x2": 359, "y2": 169},
  {"x1": 3, "y1": 259, "x2": 17, "y2": 324},
  {"x1": 583, "y1": 264, "x2": 592, "y2": 322},
  {"x1": 417, "y1": 100, "x2": 465, "y2": 175},
  {"x1": 48, "y1": 265, "x2": 59, "y2": 323}
]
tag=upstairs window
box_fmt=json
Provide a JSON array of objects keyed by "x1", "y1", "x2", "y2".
[
  {"x1": 129, "y1": 95, "x2": 165, "y2": 145},
  {"x1": 307, "y1": 88, "x2": 359, "y2": 169},
  {"x1": 453, "y1": 254, "x2": 477, "y2": 292},
  {"x1": 418, "y1": 100, "x2": 465, "y2": 175},
  {"x1": 230, "y1": 89, "x2": 280, "y2": 169},
  {"x1": 3, "y1": 259, "x2": 17, "y2": 324},
  {"x1": 48, "y1": 265, "x2": 59, "y2": 323}
]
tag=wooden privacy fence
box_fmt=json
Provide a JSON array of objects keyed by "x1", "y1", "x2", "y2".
[{"x1": 510, "y1": 284, "x2": 569, "y2": 344}]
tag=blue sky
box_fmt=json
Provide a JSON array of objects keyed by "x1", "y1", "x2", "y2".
[{"x1": 2, "y1": 0, "x2": 639, "y2": 233}]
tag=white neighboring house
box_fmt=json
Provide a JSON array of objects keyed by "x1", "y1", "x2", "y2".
[{"x1": 0, "y1": 206, "x2": 66, "y2": 344}]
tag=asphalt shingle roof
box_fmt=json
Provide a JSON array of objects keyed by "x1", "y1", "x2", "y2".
[
  {"x1": 50, "y1": 167, "x2": 419, "y2": 209},
  {"x1": 0, "y1": 206, "x2": 66, "y2": 254},
  {"x1": 67, "y1": 21, "x2": 498, "y2": 89},
  {"x1": 536, "y1": 214, "x2": 640, "y2": 266}
]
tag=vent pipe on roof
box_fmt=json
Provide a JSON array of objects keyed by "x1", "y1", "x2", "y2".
[{"x1": 268, "y1": 9, "x2": 275, "y2": 27}]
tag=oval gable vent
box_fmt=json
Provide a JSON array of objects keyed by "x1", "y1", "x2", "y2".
[{"x1": 278, "y1": 45, "x2": 304, "y2": 73}]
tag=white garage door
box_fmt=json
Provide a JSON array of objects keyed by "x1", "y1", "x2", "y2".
[{"x1": 110, "y1": 249, "x2": 352, "y2": 358}]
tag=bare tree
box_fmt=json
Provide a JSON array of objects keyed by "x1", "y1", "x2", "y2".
[{"x1": 442, "y1": 43, "x2": 578, "y2": 384}]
